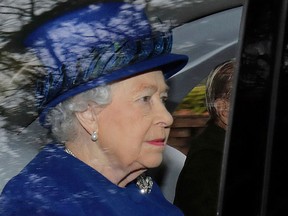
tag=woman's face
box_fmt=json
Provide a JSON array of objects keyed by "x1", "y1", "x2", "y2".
[{"x1": 96, "y1": 70, "x2": 173, "y2": 171}]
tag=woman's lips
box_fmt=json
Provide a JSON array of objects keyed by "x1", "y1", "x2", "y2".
[{"x1": 147, "y1": 139, "x2": 165, "y2": 146}]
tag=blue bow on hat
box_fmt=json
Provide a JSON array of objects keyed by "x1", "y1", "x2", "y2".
[{"x1": 24, "y1": 2, "x2": 188, "y2": 126}]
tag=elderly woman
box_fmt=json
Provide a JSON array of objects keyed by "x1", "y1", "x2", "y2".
[{"x1": 0, "y1": 2, "x2": 188, "y2": 215}]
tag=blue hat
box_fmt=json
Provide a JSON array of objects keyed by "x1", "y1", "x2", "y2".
[{"x1": 24, "y1": 2, "x2": 188, "y2": 126}]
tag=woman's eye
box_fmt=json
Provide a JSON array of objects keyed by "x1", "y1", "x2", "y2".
[
  {"x1": 161, "y1": 96, "x2": 168, "y2": 104},
  {"x1": 140, "y1": 96, "x2": 151, "y2": 103}
]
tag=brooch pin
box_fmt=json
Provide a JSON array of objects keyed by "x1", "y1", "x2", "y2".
[{"x1": 136, "y1": 174, "x2": 153, "y2": 194}]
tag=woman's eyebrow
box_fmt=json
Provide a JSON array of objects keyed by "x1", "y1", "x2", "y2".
[{"x1": 134, "y1": 84, "x2": 169, "y2": 93}]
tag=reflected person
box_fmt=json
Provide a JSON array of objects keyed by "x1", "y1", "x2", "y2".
[
  {"x1": 174, "y1": 59, "x2": 235, "y2": 216},
  {"x1": 0, "y1": 2, "x2": 188, "y2": 215}
]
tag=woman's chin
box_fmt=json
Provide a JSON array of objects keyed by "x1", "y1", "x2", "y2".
[{"x1": 144, "y1": 155, "x2": 163, "y2": 169}]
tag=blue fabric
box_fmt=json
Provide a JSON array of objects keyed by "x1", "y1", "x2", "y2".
[
  {"x1": 23, "y1": 2, "x2": 188, "y2": 126},
  {"x1": 0, "y1": 144, "x2": 184, "y2": 216}
]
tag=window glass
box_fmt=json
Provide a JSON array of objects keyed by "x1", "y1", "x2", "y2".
[{"x1": 168, "y1": 79, "x2": 209, "y2": 155}]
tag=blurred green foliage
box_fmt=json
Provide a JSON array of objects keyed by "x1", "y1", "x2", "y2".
[{"x1": 175, "y1": 84, "x2": 207, "y2": 114}]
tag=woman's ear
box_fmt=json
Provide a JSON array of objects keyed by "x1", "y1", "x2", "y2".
[{"x1": 75, "y1": 103, "x2": 99, "y2": 134}]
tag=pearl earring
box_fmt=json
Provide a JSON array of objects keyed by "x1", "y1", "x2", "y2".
[{"x1": 91, "y1": 131, "x2": 98, "y2": 142}]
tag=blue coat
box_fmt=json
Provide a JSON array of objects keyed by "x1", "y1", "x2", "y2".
[{"x1": 0, "y1": 143, "x2": 183, "y2": 216}]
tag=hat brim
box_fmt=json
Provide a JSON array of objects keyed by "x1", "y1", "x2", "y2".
[{"x1": 39, "y1": 53, "x2": 188, "y2": 126}]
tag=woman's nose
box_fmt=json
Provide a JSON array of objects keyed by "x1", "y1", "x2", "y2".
[{"x1": 155, "y1": 101, "x2": 174, "y2": 127}]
